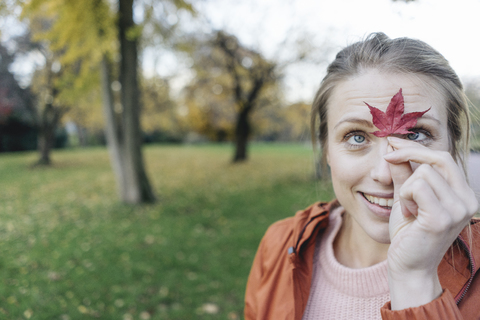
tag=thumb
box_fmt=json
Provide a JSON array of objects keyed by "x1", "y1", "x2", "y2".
[{"x1": 386, "y1": 144, "x2": 417, "y2": 217}]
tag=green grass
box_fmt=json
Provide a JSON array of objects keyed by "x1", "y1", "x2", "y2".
[{"x1": 0, "y1": 143, "x2": 334, "y2": 319}]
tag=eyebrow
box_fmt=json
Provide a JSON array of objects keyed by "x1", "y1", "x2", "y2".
[
  {"x1": 334, "y1": 118, "x2": 374, "y2": 130},
  {"x1": 333, "y1": 114, "x2": 441, "y2": 131},
  {"x1": 417, "y1": 114, "x2": 441, "y2": 124}
]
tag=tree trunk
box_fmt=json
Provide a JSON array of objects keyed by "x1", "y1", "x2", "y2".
[
  {"x1": 77, "y1": 126, "x2": 88, "y2": 147},
  {"x1": 100, "y1": 56, "x2": 128, "y2": 199},
  {"x1": 233, "y1": 109, "x2": 251, "y2": 162},
  {"x1": 36, "y1": 126, "x2": 54, "y2": 165},
  {"x1": 114, "y1": 0, "x2": 155, "y2": 203},
  {"x1": 35, "y1": 103, "x2": 61, "y2": 166}
]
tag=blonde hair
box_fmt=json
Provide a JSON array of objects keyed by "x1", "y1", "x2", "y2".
[{"x1": 311, "y1": 32, "x2": 470, "y2": 173}]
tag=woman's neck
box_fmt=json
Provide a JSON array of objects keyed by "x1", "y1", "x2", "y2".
[{"x1": 333, "y1": 212, "x2": 390, "y2": 269}]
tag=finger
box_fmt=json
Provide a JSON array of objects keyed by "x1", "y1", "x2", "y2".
[
  {"x1": 385, "y1": 138, "x2": 478, "y2": 219},
  {"x1": 403, "y1": 164, "x2": 477, "y2": 222},
  {"x1": 384, "y1": 137, "x2": 466, "y2": 189},
  {"x1": 385, "y1": 144, "x2": 415, "y2": 217},
  {"x1": 400, "y1": 178, "x2": 449, "y2": 232},
  {"x1": 385, "y1": 137, "x2": 478, "y2": 214}
]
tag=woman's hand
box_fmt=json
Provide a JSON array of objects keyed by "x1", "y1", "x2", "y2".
[{"x1": 383, "y1": 137, "x2": 478, "y2": 310}]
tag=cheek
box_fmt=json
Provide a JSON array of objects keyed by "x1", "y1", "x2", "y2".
[
  {"x1": 328, "y1": 148, "x2": 363, "y2": 188},
  {"x1": 327, "y1": 148, "x2": 373, "y2": 192}
]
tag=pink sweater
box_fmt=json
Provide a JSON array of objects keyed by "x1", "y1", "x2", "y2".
[{"x1": 302, "y1": 206, "x2": 390, "y2": 320}]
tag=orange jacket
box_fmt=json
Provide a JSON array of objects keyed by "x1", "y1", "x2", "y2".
[{"x1": 245, "y1": 200, "x2": 480, "y2": 320}]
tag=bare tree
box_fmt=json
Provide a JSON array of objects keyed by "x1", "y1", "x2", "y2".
[
  {"x1": 99, "y1": 0, "x2": 155, "y2": 203},
  {"x1": 214, "y1": 32, "x2": 277, "y2": 162},
  {"x1": 186, "y1": 31, "x2": 279, "y2": 162}
]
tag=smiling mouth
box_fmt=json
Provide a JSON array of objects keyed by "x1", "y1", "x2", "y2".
[{"x1": 362, "y1": 193, "x2": 393, "y2": 209}]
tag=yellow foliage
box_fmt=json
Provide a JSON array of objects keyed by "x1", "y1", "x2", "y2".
[
  {"x1": 15, "y1": 0, "x2": 116, "y2": 132},
  {"x1": 23, "y1": 0, "x2": 116, "y2": 63},
  {"x1": 18, "y1": 0, "x2": 195, "y2": 136},
  {"x1": 141, "y1": 76, "x2": 185, "y2": 138},
  {"x1": 253, "y1": 102, "x2": 311, "y2": 142},
  {"x1": 65, "y1": 88, "x2": 104, "y2": 130},
  {"x1": 22, "y1": 0, "x2": 116, "y2": 95},
  {"x1": 183, "y1": 80, "x2": 237, "y2": 141}
]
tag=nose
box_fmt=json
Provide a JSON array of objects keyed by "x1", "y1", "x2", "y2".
[{"x1": 370, "y1": 140, "x2": 393, "y2": 185}]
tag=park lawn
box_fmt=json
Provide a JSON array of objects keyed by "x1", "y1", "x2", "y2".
[{"x1": 0, "y1": 143, "x2": 334, "y2": 320}]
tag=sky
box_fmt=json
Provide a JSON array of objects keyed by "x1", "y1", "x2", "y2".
[{"x1": 194, "y1": 0, "x2": 480, "y2": 102}]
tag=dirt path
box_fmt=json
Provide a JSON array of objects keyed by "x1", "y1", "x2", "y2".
[{"x1": 468, "y1": 152, "x2": 480, "y2": 203}]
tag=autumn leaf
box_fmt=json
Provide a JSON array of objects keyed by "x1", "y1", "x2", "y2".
[{"x1": 365, "y1": 88, "x2": 431, "y2": 138}]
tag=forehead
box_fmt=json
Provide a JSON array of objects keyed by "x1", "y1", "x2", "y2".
[{"x1": 327, "y1": 69, "x2": 447, "y2": 126}]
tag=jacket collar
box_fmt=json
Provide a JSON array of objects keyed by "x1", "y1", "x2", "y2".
[
  {"x1": 291, "y1": 200, "x2": 338, "y2": 255},
  {"x1": 289, "y1": 200, "x2": 338, "y2": 320},
  {"x1": 450, "y1": 219, "x2": 480, "y2": 303},
  {"x1": 460, "y1": 219, "x2": 480, "y2": 275}
]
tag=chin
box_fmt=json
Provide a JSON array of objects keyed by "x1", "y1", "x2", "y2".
[{"x1": 357, "y1": 213, "x2": 391, "y2": 244}]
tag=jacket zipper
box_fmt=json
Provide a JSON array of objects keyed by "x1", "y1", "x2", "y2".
[{"x1": 455, "y1": 235, "x2": 476, "y2": 305}]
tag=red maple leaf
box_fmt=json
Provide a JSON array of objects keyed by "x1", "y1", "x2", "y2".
[{"x1": 365, "y1": 88, "x2": 431, "y2": 138}]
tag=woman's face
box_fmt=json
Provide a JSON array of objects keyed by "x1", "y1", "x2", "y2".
[{"x1": 326, "y1": 69, "x2": 450, "y2": 244}]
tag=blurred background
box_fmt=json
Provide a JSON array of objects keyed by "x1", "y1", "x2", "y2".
[{"x1": 0, "y1": 0, "x2": 479, "y2": 319}]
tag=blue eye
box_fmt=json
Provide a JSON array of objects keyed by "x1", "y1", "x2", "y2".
[
  {"x1": 354, "y1": 135, "x2": 365, "y2": 143},
  {"x1": 407, "y1": 131, "x2": 427, "y2": 141},
  {"x1": 347, "y1": 134, "x2": 366, "y2": 144}
]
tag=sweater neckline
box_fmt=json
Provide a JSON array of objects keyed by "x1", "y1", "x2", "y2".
[{"x1": 315, "y1": 206, "x2": 389, "y2": 298}]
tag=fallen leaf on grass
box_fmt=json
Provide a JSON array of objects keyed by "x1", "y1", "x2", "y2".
[{"x1": 202, "y1": 303, "x2": 219, "y2": 314}]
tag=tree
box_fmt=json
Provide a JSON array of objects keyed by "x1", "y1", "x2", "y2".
[
  {"x1": 183, "y1": 57, "x2": 287, "y2": 143},
  {"x1": 1, "y1": 30, "x2": 69, "y2": 163},
  {"x1": 101, "y1": 0, "x2": 194, "y2": 203},
  {"x1": 2, "y1": 2, "x2": 105, "y2": 165},
  {"x1": 141, "y1": 76, "x2": 185, "y2": 142},
  {"x1": 183, "y1": 67, "x2": 237, "y2": 142},
  {"x1": 105, "y1": 0, "x2": 155, "y2": 202},
  {"x1": 186, "y1": 31, "x2": 279, "y2": 161},
  {"x1": 215, "y1": 32, "x2": 277, "y2": 162},
  {"x1": 24, "y1": 33, "x2": 71, "y2": 165},
  {"x1": 31, "y1": 59, "x2": 69, "y2": 165},
  {"x1": 12, "y1": 0, "x2": 194, "y2": 203}
]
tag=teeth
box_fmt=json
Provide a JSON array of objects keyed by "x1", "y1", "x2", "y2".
[{"x1": 364, "y1": 193, "x2": 393, "y2": 207}]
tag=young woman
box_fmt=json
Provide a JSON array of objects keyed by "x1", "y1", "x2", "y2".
[{"x1": 244, "y1": 33, "x2": 480, "y2": 320}]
